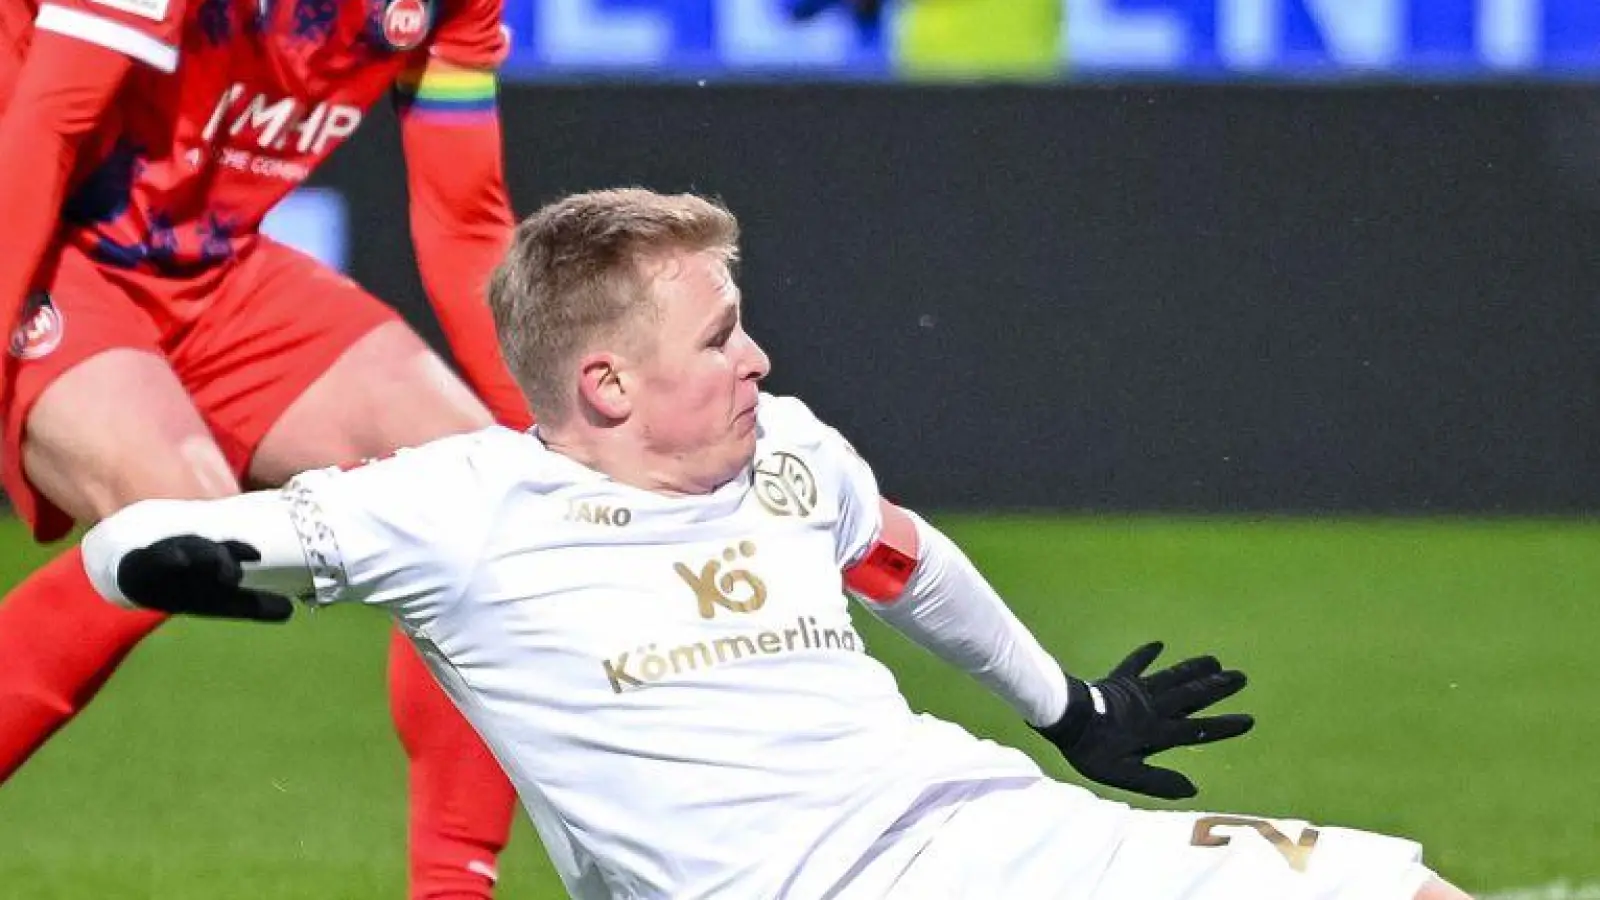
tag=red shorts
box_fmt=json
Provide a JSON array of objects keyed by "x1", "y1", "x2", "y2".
[{"x1": 0, "y1": 237, "x2": 401, "y2": 542}]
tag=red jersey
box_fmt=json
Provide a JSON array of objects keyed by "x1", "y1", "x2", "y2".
[{"x1": 3, "y1": 0, "x2": 505, "y2": 283}]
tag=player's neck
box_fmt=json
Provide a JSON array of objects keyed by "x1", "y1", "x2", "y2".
[{"x1": 539, "y1": 426, "x2": 714, "y2": 497}]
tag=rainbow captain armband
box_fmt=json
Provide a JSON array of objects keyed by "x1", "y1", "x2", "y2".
[
  {"x1": 393, "y1": 65, "x2": 497, "y2": 124},
  {"x1": 843, "y1": 500, "x2": 920, "y2": 603}
]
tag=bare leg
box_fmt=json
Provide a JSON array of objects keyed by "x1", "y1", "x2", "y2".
[{"x1": 0, "y1": 349, "x2": 239, "y2": 781}]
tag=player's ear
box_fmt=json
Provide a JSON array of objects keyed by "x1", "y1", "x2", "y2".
[{"x1": 577, "y1": 352, "x2": 630, "y2": 422}]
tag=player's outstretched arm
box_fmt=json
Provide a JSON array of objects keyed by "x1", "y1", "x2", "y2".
[
  {"x1": 845, "y1": 500, "x2": 1070, "y2": 727},
  {"x1": 81, "y1": 494, "x2": 314, "y2": 623},
  {"x1": 847, "y1": 501, "x2": 1252, "y2": 799}
]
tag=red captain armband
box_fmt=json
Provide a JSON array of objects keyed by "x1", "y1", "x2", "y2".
[{"x1": 843, "y1": 500, "x2": 920, "y2": 604}]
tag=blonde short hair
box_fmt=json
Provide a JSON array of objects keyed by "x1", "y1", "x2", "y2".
[{"x1": 489, "y1": 188, "x2": 740, "y2": 423}]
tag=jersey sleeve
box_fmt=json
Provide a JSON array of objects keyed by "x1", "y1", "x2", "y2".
[
  {"x1": 280, "y1": 431, "x2": 504, "y2": 614},
  {"x1": 758, "y1": 394, "x2": 884, "y2": 569},
  {"x1": 33, "y1": 0, "x2": 186, "y2": 72},
  {"x1": 422, "y1": 0, "x2": 508, "y2": 70},
  {"x1": 828, "y1": 430, "x2": 883, "y2": 569}
]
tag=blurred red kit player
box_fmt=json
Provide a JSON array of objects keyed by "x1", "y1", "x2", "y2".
[{"x1": 0, "y1": 0, "x2": 528, "y2": 894}]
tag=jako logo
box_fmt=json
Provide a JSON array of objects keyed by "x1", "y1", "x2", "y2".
[
  {"x1": 202, "y1": 85, "x2": 363, "y2": 155},
  {"x1": 565, "y1": 500, "x2": 632, "y2": 527}
]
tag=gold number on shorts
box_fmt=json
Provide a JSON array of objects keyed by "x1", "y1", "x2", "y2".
[{"x1": 1190, "y1": 815, "x2": 1320, "y2": 873}]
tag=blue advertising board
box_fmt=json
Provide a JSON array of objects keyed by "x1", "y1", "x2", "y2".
[
  {"x1": 1063, "y1": 0, "x2": 1584, "y2": 77},
  {"x1": 494, "y1": 0, "x2": 1600, "y2": 80},
  {"x1": 499, "y1": 0, "x2": 888, "y2": 78}
]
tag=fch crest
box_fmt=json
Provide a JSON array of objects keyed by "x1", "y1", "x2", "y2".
[
  {"x1": 381, "y1": 0, "x2": 431, "y2": 50},
  {"x1": 10, "y1": 292, "x2": 64, "y2": 360}
]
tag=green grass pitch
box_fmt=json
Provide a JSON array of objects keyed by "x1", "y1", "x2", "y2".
[{"x1": 1, "y1": 515, "x2": 1595, "y2": 898}]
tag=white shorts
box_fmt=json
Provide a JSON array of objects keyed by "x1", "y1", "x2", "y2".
[{"x1": 843, "y1": 778, "x2": 1436, "y2": 900}]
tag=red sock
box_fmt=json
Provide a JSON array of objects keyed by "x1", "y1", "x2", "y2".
[
  {"x1": 389, "y1": 628, "x2": 517, "y2": 900},
  {"x1": 0, "y1": 548, "x2": 165, "y2": 781}
]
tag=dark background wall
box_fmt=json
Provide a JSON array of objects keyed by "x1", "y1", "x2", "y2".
[{"x1": 316, "y1": 85, "x2": 1600, "y2": 513}]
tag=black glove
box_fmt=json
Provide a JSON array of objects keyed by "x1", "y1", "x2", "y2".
[
  {"x1": 1034, "y1": 641, "x2": 1253, "y2": 800},
  {"x1": 117, "y1": 535, "x2": 294, "y2": 623}
]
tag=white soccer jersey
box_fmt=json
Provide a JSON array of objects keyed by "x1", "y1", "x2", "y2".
[{"x1": 283, "y1": 394, "x2": 1045, "y2": 900}]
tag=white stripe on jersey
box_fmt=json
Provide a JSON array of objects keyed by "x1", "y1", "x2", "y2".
[{"x1": 35, "y1": 4, "x2": 177, "y2": 72}]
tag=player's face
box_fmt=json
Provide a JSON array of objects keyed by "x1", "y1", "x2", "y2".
[{"x1": 628, "y1": 249, "x2": 770, "y2": 492}]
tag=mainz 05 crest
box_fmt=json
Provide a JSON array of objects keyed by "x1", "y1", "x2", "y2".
[{"x1": 753, "y1": 452, "x2": 816, "y2": 518}]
